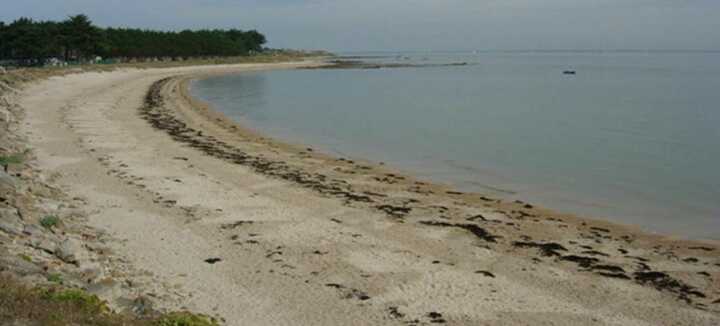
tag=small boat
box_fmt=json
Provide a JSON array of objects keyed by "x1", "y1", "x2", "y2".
[{"x1": 563, "y1": 70, "x2": 577, "y2": 75}]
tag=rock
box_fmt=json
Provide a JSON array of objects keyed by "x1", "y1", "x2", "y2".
[
  {"x1": 0, "y1": 207, "x2": 23, "y2": 235},
  {"x1": 55, "y1": 238, "x2": 86, "y2": 264},
  {"x1": 78, "y1": 262, "x2": 104, "y2": 283},
  {"x1": 0, "y1": 170, "x2": 16, "y2": 194},
  {"x1": 35, "y1": 199, "x2": 63, "y2": 215},
  {"x1": 127, "y1": 296, "x2": 153, "y2": 316},
  {"x1": 29, "y1": 236, "x2": 58, "y2": 255},
  {"x1": 0, "y1": 254, "x2": 42, "y2": 276}
]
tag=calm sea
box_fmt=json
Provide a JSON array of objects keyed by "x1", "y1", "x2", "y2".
[{"x1": 190, "y1": 51, "x2": 720, "y2": 239}]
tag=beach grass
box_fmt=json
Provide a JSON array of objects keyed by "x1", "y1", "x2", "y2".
[{"x1": 0, "y1": 275, "x2": 219, "y2": 326}]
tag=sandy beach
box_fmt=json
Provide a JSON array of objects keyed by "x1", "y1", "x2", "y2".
[{"x1": 14, "y1": 62, "x2": 720, "y2": 325}]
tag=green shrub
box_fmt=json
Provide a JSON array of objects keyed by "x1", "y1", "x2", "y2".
[
  {"x1": 47, "y1": 273, "x2": 63, "y2": 284},
  {"x1": 155, "y1": 312, "x2": 219, "y2": 326},
  {"x1": 40, "y1": 215, "x2": 60, "y2": 229},
  {"x1": 0, "y1": 154, "x2": 23, "y2": 166},
  {"x1": 42, "y1": 288, "x2": 109, "y2": 314}
]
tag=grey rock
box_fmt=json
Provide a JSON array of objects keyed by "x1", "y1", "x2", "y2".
[
  {"x1": 30, "y1": 237, "x2": 58, "y2": 254},
  {"x1": 0, "y1": 170, "x2": 16, "y2": 194},
  {"x1": 56, "y1": 238, "x2": 86, "y2": 264},
  {"x1": 0, "y1": 207, "x2": 23, "y2": 235},
  {"x1": 0, "y1": 254, "x2": 42, "y2": 276}
]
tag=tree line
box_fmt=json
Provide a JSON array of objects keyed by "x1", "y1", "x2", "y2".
[{"x1": 0, "y1": 14, "x2": 267, "y2": 65}]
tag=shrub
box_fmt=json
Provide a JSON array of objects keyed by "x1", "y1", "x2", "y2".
[
  {"x1": 40, "y1": 215, "x2": 60, "y2": 229},
  {"x1": 41, "y1": 288, "x2": 109, "y2": 314},
  {"x1": 19, "y1": 254, "x2": 32, "y2": 262},
  {"x1": 47, "y1": 273, "x2": 63, "y2": 284},
  {"x1": 0, "y1": 154, "x2": 23, "y2": 166},
  {"x1": 155, "y1": 312, "x2": 219, "y2": 326}
]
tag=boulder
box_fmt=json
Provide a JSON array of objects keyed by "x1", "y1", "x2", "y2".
[
  {"x1": 55, "y1": 238, "x2": 86, "y2": 264},
  {"x1": 0, "y1": 207, "x2": 23, "y2": 235},
  {"x1": 0, "y1": 170, "x2": 16, "y2": 195},
  {"x1": 0, "y1": 254, "x2": 42, "y2": 276}
]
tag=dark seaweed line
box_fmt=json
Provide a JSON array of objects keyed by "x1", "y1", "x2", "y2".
[
  {"x1": 140, "y1": 77, "x2": 415, "y2": 220},
  {"x1": 510, "y1": 241, "x2": 708, "y2": 306},
  {"x1": 142, "y1": 78, "x2": 712, "y2": 309}
]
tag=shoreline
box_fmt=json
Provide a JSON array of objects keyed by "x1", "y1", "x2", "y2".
[
  {"x1": 12, "y1": 62, "x2": 720, "y2": 324},
  {"x1": 180, "y1": 70, "x2": 717, "y2": 245}
]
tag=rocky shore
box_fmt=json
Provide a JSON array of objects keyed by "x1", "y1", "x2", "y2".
[{"x1": 2, "y1": 62, "x2": 720, "y2": 325}]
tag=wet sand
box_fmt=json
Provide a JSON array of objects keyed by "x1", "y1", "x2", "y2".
[{"x1": 18, "y1": 61, "x2": 720, "y2": 325}]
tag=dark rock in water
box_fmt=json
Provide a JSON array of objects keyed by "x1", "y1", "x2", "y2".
[
  {"x1": 204, "y1": 258, "x2": 222, "y2": 264},
  {"x1": 512, "y1": 241, "x2": 567, "y2": 257},
  {"x1": 563, "y1": 70, "x2": 577, "y2": 75}
]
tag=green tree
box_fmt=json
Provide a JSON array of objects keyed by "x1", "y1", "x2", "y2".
[{"x1": 61, "y1": 14, "x2": 102, "y2": 61}]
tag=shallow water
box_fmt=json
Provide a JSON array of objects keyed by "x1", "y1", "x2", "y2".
[{"x1": 191, "y1": 52, "x2": 720, "y2": 239}]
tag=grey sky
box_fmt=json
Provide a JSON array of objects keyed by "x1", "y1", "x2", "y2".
[{"x1": 2, "y1": 0, "x2": 719, "y2": 51}]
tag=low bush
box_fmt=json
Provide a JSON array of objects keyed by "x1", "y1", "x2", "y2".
[{"x1": 40, "y1": 215, "x2": 60, "y2": 229}]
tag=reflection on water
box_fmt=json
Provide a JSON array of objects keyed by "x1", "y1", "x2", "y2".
[{"x1": 191, "y1": 52, "x2": 720, "y2": 239}]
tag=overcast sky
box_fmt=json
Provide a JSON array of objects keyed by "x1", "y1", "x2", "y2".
[{"x1": 2, "y1": 0, "x2": 719, "y2": 52}]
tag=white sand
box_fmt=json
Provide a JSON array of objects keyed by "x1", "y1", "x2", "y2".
[{"x1": 18, "y1": 62, "x2": 720, "y2": 325}]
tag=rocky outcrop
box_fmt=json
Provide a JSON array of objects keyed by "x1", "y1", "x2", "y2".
[{"x1": 0, "y1": 72, "x2": 150, "y2": 315}]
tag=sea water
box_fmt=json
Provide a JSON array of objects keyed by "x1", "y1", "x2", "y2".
[{"x1": 191, "y1": 51, "x2": 720, "y2": 239}]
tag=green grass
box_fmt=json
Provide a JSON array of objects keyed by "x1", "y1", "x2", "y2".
[
  {"x1": 0, "y1": 275, "x2": 222, "y2": 326},
  {"x1": 0, "y1": 154, "x2": 23, "y2": 166},
  {"x1": 155, "y1": 312, "x2": 219, "y2": 326},
  {"x1": 42, "y1": 288, "x2": 109, "y2": 314},
  {"x1": 40, "y1": 215, "x2": 60, "y2": 229},
  {"x1": 47, "y1": 273, "x2": 63, "y2": 284}
]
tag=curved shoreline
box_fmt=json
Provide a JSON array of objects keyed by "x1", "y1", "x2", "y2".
[
  {"x1": 179, "y1": 71, "x2": 717, "y2": 245},
  {"x1": 16, "y1": 63, "x2": 720, "y2": 324}
]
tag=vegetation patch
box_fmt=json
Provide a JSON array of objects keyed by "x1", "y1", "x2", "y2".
[
  {"x1": 155, "y1": 312, "x2": 219, "y2": 326},
  {"x1": 0, "y1": 153, "x2": 23, "y2": 167},
  {"x1": 47, "y1": 273, "x2": 63, "y2": 284},
  {"x1": 40, "y1": 215, "x2": 60, "y2": 229},
  {"x1": 41, "y1": 288, "x2": 109, "y2": 314},
  {"x1": 0, "y1": 275, "x2": 221, "y2": 326}
]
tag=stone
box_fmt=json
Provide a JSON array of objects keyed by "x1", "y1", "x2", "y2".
[
  {"x1": 30, "y1": 237, "x2": 58, "y2": 254},
  {"x1": 0, "y1": 207, "x2": 23, "y2": 235},
  {"x1": 56, "y1": 238, "x2": 86, "y2": 264},
  {"x1": 0, "y1": 170, "x2": 16, "y2": 194},
  {"x1": 0, "y1": 254, "x2": 42, "y2": 276}
]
